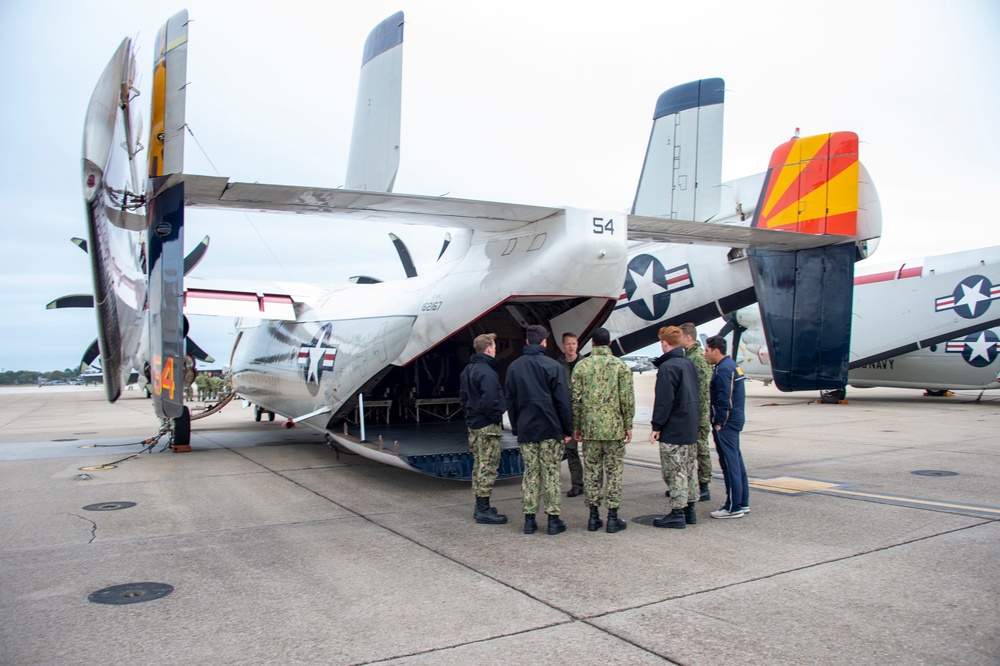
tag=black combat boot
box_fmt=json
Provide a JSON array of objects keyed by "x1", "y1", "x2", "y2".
[
  {"x1": 523, "y1": 513, "x2": 537, "y2": 534},
  {"x1": 606, "y1": 508, "x2": 627, "y2": 533},
  {"x1": 587, "y1": 506, "x2": 603, "y2": 532},
  {"x1": 684, "y1": 501, "x2": 697, "y2": 525},
  {"x1": 652, "y1": 508, "x2": 686, "y2": 529},
  {"x1": 547, "y1": 514, "x2": 567, "y2": 535},
  {"x1": 474, "y1": 497, "x2": 507, "y2": 524},
  {"x1": 699, "y1": 483, "x2": 711, "y2": 502}
]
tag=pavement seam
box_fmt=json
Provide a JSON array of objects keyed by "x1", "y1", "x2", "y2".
[
  {"x1": 580, "y1": 519, "x2": 995, "y2": 624},
  {"x1": 220, "y1": 445, "x2": 678, "y2": 664}
]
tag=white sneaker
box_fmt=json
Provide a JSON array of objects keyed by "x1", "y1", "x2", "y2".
[
  {"x1": 739, "y1": 506, "x2": 750, "y2": 514},
  {"x1": 710, "y1": 508, "x2": 744, "y2": 519}
]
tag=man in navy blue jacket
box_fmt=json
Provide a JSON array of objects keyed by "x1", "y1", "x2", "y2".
[
  {"x1": 459, "y1": 333, "x2": 508, "y2": 525},
  {"x1": 704, "y1": 335, "x2": 749, "y2": 519},
  {"x1": 505, "y1": 325, "x2": 574, "y2": 535},
  {"x1": 650, "y1": 326, "x2": 701, "y2": 529}
]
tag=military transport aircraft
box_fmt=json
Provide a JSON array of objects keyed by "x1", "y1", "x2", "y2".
[
  {"x1": 66, "y1": 9, "x2": 902, "y2": 480},
  {"x1": 729, "y1": 245, "x2": 1000, "y2": 401}
]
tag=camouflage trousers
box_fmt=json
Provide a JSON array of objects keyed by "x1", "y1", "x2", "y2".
[
  {"x1": 582, "y1": 439, "x2": 626, "y2": 509},
  {"x1": 659, "y1": 442, "x2": 697, "y2": 509},
  {"x1": 696, "y1": 422, "x2": 712, "y2": 485},
  {"x1": 520, "y1": 439, "x2": 564, "y2": 516},
  {"x1": 468, "y1": 423, "x2": 502, "y2": 498}
]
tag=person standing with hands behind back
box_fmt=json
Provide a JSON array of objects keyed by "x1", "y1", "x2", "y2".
[
  {"x1": 571, "y1": 327, "x2": 634, "y2": 533},
  {"x1": 505, "y1": 325, "x2": 574, "y2": 536},
  {"x1": 459, "y1": 333, "x2": 508, "y2": 525}
]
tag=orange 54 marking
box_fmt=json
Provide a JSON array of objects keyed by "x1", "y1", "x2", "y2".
[{"x1": 152, "y1": 354, "x2": 177, "y2": 400}]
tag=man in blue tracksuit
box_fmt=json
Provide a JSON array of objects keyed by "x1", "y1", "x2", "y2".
[{"x1": 704, "y1": 335, "x2": 749, "y2": 519}]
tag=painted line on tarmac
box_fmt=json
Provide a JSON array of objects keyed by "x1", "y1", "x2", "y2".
[{"x1": 624, "y1": 458, "x2": 1000, "y2": 518}]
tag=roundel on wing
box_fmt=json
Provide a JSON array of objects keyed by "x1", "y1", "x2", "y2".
[
  {"x1": 962, "y1": 329, "x2": 999, "y2": 368},
  {"x1": 623, "y1": 253, "x2": 671, "y2": 321}
]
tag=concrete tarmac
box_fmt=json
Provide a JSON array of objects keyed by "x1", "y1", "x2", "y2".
[{"x1": 0, "y1": 379, "x2": 997, "y2": 665}]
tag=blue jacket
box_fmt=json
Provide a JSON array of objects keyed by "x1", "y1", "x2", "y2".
[
  {"x1": 505, "y1": 345, "x2": 573, "y2": 443},
  {"x1": 459, "y1": 353, "x2": 506, "y2": 429},
  {"x1": 710, "y1": 355, "x2": 746, "y2": 430},
  {"x1": 651, "y1": 347, "x2": 700, "y2": 444}
]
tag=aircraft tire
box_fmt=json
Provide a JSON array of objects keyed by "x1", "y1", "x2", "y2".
[
  {"x1": 254, "y1": 406, "x2": 262, "y2": 422},
  {"x1": 925, "y1": 389, "x2": 948, "y2": 397},
  {"x1": 268, "y1": 411, "x2": 275, "y2": 422},
  {"x1": 173, "y1": 407, "x2": 191, "y2": 447},
  {"x1": 820, "y1": 388, "x2": 846, "y2": 404}
]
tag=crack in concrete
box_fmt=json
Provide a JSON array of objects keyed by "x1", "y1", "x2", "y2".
[{"x1": 70, "y1": 513, "x2": 98, "y2": 544}]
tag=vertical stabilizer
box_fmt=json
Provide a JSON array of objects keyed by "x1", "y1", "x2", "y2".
[
  {"x1": 747, "y1": 132, "x2": 860, "y2": 391},
  {"x1": 146, "y1": 10, "x2": 189, "y2": 420},
  {"x1": 345, "y1": 11, "x2": 404, "y2": 192},
  {"x1": 632, "y1": 78, "x2": 724, "y2": 221},
  {"x1": 148, "y1": 10, "x2": 189, "y2": 177}
]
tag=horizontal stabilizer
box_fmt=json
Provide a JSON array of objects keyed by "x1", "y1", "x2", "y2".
[
  {"x1": 71, "y1": 237, "x2": 88, "y2": 253},
  {"x1": 627, "y1": 215, "x2": 852, "y2": 250},
  {"x1": 157, "y1": 174, "x2": 562, "y2": 231}
]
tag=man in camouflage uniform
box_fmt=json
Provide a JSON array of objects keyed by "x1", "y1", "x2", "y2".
[
  {"x1": 680, "y1": 322, "x2": 712, "y2": 502},
  {"x1": 505, "y1": 325, "x2": 574, "y2": 535},
  {"x1": 571, "y1": 327, "x2": 634, "y2": 533},
  {"x1": 459, "y1": 333, "x2": 508, "y2": 525}
]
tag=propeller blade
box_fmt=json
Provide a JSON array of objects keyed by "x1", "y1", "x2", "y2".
[
  {"x1": 731, "y1": 325, "x2": 744, "y2": 361},
  {"x1": 389, "y1": 233, "x2": 417, "y2": 278},
  {"x1": 349, "y1": 276, "x2": 383, "y2": 284},
  {"x1": 80, "y1": 338, "x2": 100, "y2": 372},
  {"x1": 437, "y1": 232, "x2": 452, "y2": 261},
  {"x1": 47, "y1": 294, "x2": 95, "y2": 309},
  {"x1": 71, "y1": 237, "x2": 88, "y2": 253},
  {"x1": 185, "y1": 337, "x2": 215, "y2": 364},
  {"x1": 184, "y1": 235, "x2": 210, "y2": 275}
]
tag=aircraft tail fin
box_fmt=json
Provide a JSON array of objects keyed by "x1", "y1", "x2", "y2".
[
  {"x1": 632, "y1": 78, "x2": 724, "y2": 221},
  {"x1": 146, "y1": 10, "x2": 190, "y2": 419},
  {"x1": 345, "y1": 11, "x2": 404, "y2": 192},
  {"x1": 747, "y1": 132, "x2": 859, "y2": 391}
]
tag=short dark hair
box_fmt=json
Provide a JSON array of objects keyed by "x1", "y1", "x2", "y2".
[
  {"x1": 526, "y1": 324, "x2": 549, "y2": 346},
  {"x1": 705, "y1": 335, "x2": 728, "y2": 355},
  {"x1": 679, "y1": 322, "x2": 697, "y2": 339},
  {"x1": 591, "y1": 327, "x2": 610, "y2": 347}
]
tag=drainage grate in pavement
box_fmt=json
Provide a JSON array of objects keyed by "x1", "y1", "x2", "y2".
[
  {"x1": 88, "y1": 582, "x2": 174, "y2": 605},
  {"x1": 82, "y1": 501, "x2": 136, "y2": 511}
]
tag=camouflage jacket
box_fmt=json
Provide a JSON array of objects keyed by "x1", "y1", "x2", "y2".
[
  {"x1": 571, "y1": 346, "x2": 635, "y2": 439},
  {"x1": 685, "y1": 341, "x2": 711, "y2": 426}
]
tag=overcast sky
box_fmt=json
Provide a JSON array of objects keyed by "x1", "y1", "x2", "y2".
[{"x1": 1, "y1": 0, "x2": 997, "y2": 373}]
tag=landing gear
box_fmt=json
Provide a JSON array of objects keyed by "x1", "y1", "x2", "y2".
[
  {"x1": 820, "y1": 388, "x2": 846, "y2": 404},
  {"x1": 254, "y1": 405, "x2": 276, "y2": 422},
  {"x1": 924, "y1": 389, "x2": 950, "y2": 397},
  {"x1": 172, "y1": 406, "x2": 191, "y2": 452}
]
